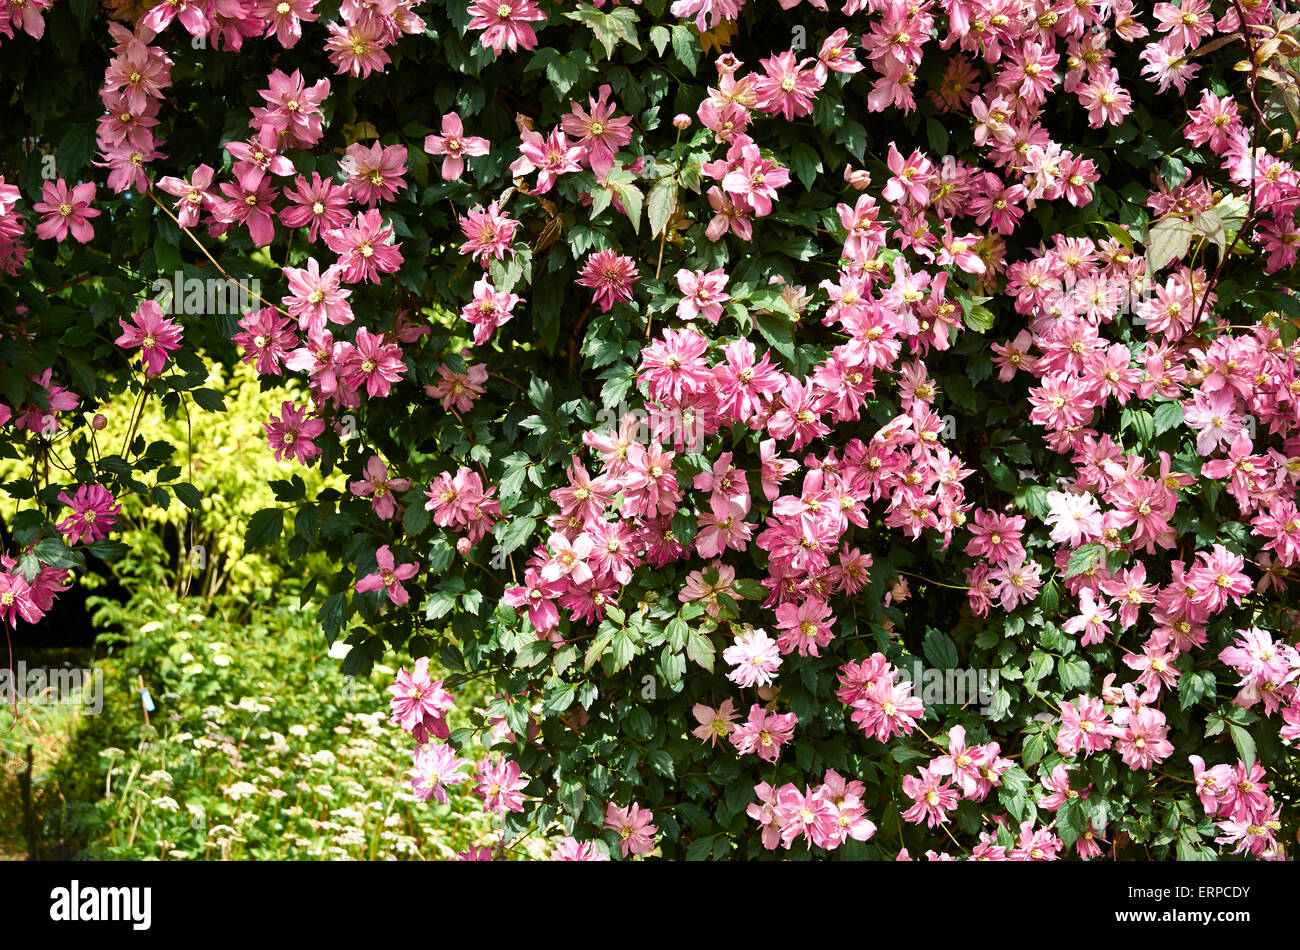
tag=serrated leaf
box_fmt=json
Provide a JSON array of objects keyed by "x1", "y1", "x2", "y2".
[
  {"x1": 647, "y1": 177, "x2": 677, "y2": 237},
  {"x1": 686, "y1": 628, "x2": 715, "y2": 672},
  {"x1": 244, "y1": 508, "x2": 283, "y2": 552},
  {"x1": 1146, "y1": 216, "x2": 1195, "y2": 271},
  {"x1": 1064, "y1": 543, "x2": 1105, "y2": 579},
  {"x1": 922, "y1": 628, "x2": 958, "y2": 670}
]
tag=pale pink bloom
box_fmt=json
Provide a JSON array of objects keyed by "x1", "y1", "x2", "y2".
[
  {"x1": 255, "y1": 0, "x2": 319, "y2": 48},
  {"x1": 264, "y1": 400, "x2": 325, "y2": 465},
  {"x1": 467, "y1": 0, "x2": 545, "y2": 54},
  {"x1": 323, "y1": 210, "x2": 404, "y2": 284},
  {"x1": 425, "y1": 360, "x2": 488, "y2": 413},
  {"x1": 32, "y1": 180, "x2": 99, "y2": 243},
  {"x1": 675, "y1": 268, "x2": 730, "y2": 324},
  {"x1": 603, "y1": 802, "x2": 656, "y2": 858},
  {"x1": 901, "y1": 767, "x2": 957, "y2": 828},
  {"x1": 387, "y1": 656, "x2": 454, "y2": 742},
  {"x1": 424, "y1": 113, "x2": 490, "y2": 180},
  {"x1": 729, "y1": 703, "x2": 797, "y2": 763},
  {"x1": 473, "y1": 756, "x2": 529, "y2": 815},
  {"x1": 339, "y1": 141, "x2": 408, "y2": 206},
  {"x1": 460, "y1": 277, "x2": 522, "y2": 345},
  {"x1": 577, "y1": 249, "x2": 639, "y2": 313},
  {"x1": 723, "y1": 627, "x2": 781, "y2": 688},
  {"x1": 407, "y1": 742, "x2": 470, "y2": 804},
  {"x1": 157, "y1": 164, "x2": 215, "y2": 228},
  {"x1": 1044, "y1": 489, "x2": 1104, "y2": 546},
  {"x1": 560, "y1": 85, "x2": 634, "y2": 175},
  {"x1": 324, "y1": 20, "x2": 391, "y2": 77},
  {"x1": 283, "y1": 259, "x2": 353, "y2": 332},
  {"x1": 691, "y1": 698, "x2": 739, "y2": 747},
  {"x1": 552, "y1": 837, "x2": 610, "y2": 861}
]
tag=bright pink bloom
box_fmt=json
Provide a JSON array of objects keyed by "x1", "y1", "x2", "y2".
[
  {"x1": 356, "y1": 544, "x2": 419, "y2": 606},
  {"x1": 115, "y1": 299, "x2": 183, "y2": 376}
]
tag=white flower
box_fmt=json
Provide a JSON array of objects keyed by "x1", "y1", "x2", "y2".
[
  {"x1": 143, "y1": 770, "x2": 174, "y2": 790},
  {"x1": 224, "y1": 782, "x2": 259, "y2": 801},
  {"x1": 1044, "y1": 489, "x2": 1103, "y2": 547}
]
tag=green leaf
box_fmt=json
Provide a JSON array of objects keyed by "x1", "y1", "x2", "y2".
[
  {"x1": 685, "y1": 835, "x2": 716, "y2": 861},
  {"x1": 922, "y1": 628, "x2": 959, "y2": 670},
  {"x1": 754, "y1": 311, "x2": 795, "y2": 365},
  {"x1": 1058, "y1": 656, "x2": 1092, "y2": 692},
  {"x1": 790, "y1": 143, "x2": 823, "y2": 190},
  {"x1": 87, "y1": 539, "x2": 129, "y2": 561},
  {"x1": 665, "y1": 616, "x2": 689, "y2": 651},
  {"x1": 1027, "y1": 651, "x2": 1054, "y2": 683},
  {"x1": 172, "y1": 482, "x2": 203, "y2": 509},
  {"x1": 1121, "y1": 407, "x2": 1155, "y2": 444},
  {"x1": 244, "y1": 508, "x2": 284, "y2": 552},
  {"x1": 496, "y1": 516, "x2": 536, "y2": 557},
  {"x1": 515, "y1": 640, "x2": 552, "y2": 669},
  {"x1": 191, "y1": 388, "x2": 226, "y2": 412},
  {"x1": 670, "y1": 24, "x2": 699, "y2": 73},
  {"x1": 1229, "y1": 722, "x2": 1256, "y2": 770},
  {"x1": 584, "y1": 628, "x2": 617, "y2": 671},
  {"x1": 1153, "y1": 401, "x2": 1184, "y2": 435},
  {"x1": 546, "y1": 54, "x2": 583, "y2": 97},
  {"x1": 925, "y1": 116, "x2": 949, "y2": 154},
  {"x1": 649, "y1": 24, "x2": 670, "y2": 55},
  {"x1": 32, "y1": 537, "x2": 82, "y2": 570},
  {"x1": 1179, "y1": 668, "x2": 1210, "y2": 710},
  {"x1": 542, "y1": 680, "x2": 576, "y2": 716},
  {"x1": 1145, "y1": 216, "x2": 1195, "y2": 271},
  {"x1": 1064, "y1": 543, "x2": 1105, "y2": 579},
  {"x1": 647, "y1": 177, "x2": 677, "y2": 237},
  {"x1": 685, "y1": 628, "x2": 715, "y2": 672},
  {"x1": 1056, "y1": 796, "x2": 1086, "y2": 847},
  {"x1": 964, "y1": 304, "x2": 996, "y2": 333},
  {"x1": 318, "y1": 592, "x2": 347, "y2": 643}
]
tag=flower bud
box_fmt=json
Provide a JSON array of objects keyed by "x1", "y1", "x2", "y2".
[
  {"x1": 672, "y1": 113, "x2": 691, "y2": 130},
  {"x1": 715, "y1": 53, "x2": 742, "y2": 74},
  {"x1": 844, "y1": 164, "x2": 872, "y2": 190},
  {"x1": 92, "y1": 413, "x2": 107, "y2": 430}
]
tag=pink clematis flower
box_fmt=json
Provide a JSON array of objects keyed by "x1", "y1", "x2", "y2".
[
  {"x1": 603, "y1": 801, "x2": 657, "y2": 858},
  {"x1": 55, "y1": 484, "x2": 121, "y2": 546},
  {"x1": 350, "y1": 456, "x2": 411, "y2": 521},
  {"x1": 115, "y1": 299, "x2": 183, "y2": 376},
  {"x1": 339, "y1": 141, "x2": 408, "y2": 207},
  {"x1": 355, "y1": 544, "x2": 419, "y2": 606},
  {"x1": 560, "y1": 85, "x2": 634, "y2": 175},
  {"x1": 263, "y1": 400, "x2": 325, "y2": 465},
  {"x1": 33, "y1": 180, "x2": 99, "y2": 243},
  {"x1": 577, "y1": 250, "x2": 639, "y2": 313},
  {"x1": 424, "y1": 113, "x2": 490, "y2": 181},
  {"x1": 467, "y1": 0, "x2": 545, "y2": 54}
]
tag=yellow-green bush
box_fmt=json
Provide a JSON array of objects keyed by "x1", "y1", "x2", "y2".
[{"x1": 2, "y1": 358, "x2": 344, "y2": 608}]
